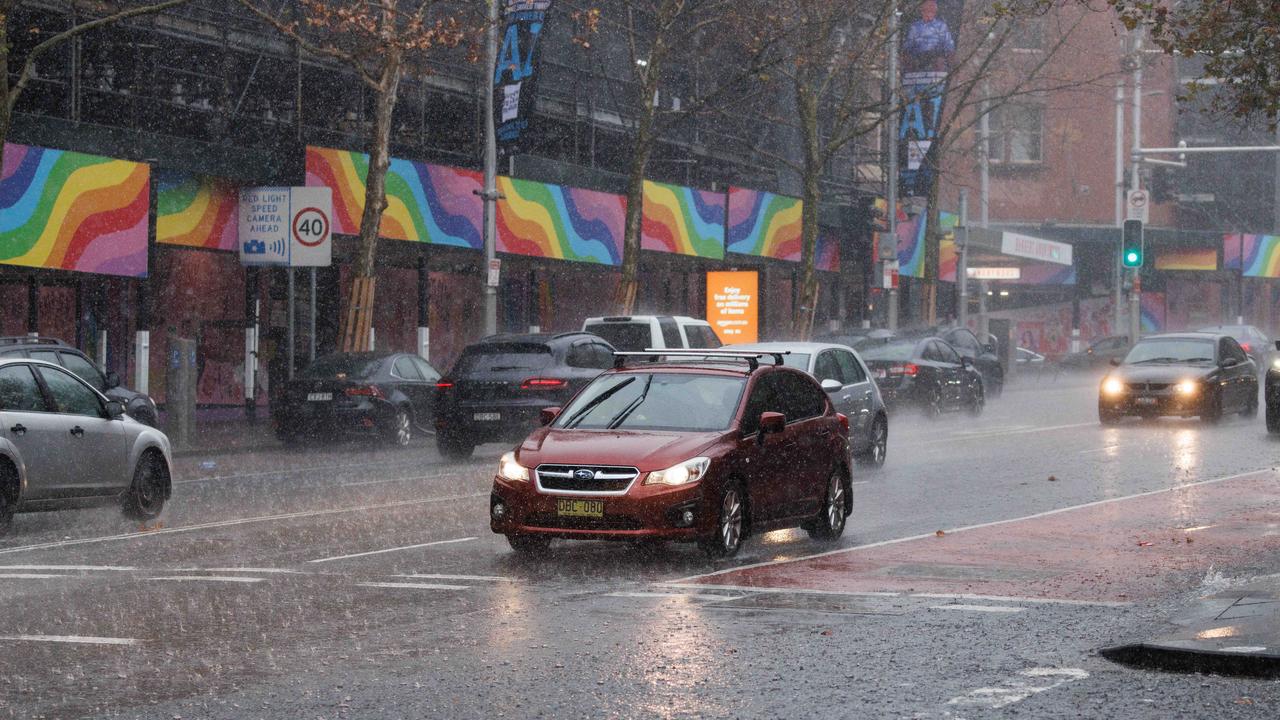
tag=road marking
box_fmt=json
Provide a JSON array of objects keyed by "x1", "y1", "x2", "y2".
[
  {"x1": 668, "y1": 467, "x2": 1272, "y2": 584},
  {"x1": 0, "y1": 493, "x2": 489, "y2": 556},
  {"x1": 0, "y1": 634, "x2": 140, "y2": 646},
  {"x1": 1221, "y1": 646, "x2": 1268, "y2": 653},
  {"x1": 605, "y1": 591, "x2": 741, "y2": 602},
  {"x1": 149, "y1": 576, "x2": 264, "y2": 584},
  {"x1": 0, "y1": 564, "x2": 136, "y2": 572},
  {"x1": 917, "y1": 422, "x2": 1096, "y2": 446},
  {"x1": 202, "y1": 568, "x2": 306, "y2": 574},
  {"x1": 0, "y1": 573, "x2": 69, "y2": 579},
  {"x1": 930, "y1": 604, "x2": 1025, "y2": 613},
  {"x1": 309, "y1": 537, "x2": 477, "y2": 564},
  {"x1": 1077, "y1": 445, "x2": 1119, "y2": 455},
  {"x1": 172, "y1": 456, "x2": 466, "y2": 486},
  {"x1": 394, "y1": 573, "x2": 513, "y2": 582},
  {"x1": 909, "y1": 593, "x2": 1131, "y2": 608},
  {"x1": 340, "y1": 472, "x2": 472, "y2": 488},
  {"x1": 947, "y1": 668, "x2": 1089, "y2": 709},
  {"x1": 356, "y1": 581, "x2": 468, "y2": 591},
  {"x1": 656, "y1": 583, "x2": 901, "y2": 598}
]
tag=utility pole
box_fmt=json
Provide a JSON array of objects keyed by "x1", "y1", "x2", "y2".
[
  {"x1": 482, "y1": 0, "x2": 499, "y2": 337},
  {"x1": 883, "y1": 0, "x2": 900, "y2": 331},
  {"x1": 957, "y1": 187, "x2": 969, "y2": 327},
  {"x1": 977, "y1": 78, "x2": 990, "y2": 339},
  {"x1": 1114, "y1": 77, "x2": 1126, "y2": 339},
  {"x1": 1128, "y1": 29, "x2": 1142, "y2": 346}
]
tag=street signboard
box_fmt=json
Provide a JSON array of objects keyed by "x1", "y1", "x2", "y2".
[
  {"x1": 706, "y1": 271, "x2": 758, "y2": 343},
  {"x1": 966, "y1": 266, "x2": 1021, "y2": 280},
  {"x1": 239, "y1": 187, "x2": 333, "y2": 267},
  {"x1": 486, "y1": 258, "x2": 502, "y2": 288},
  {"x1": 883, "y1": 260, "x2": 899, "y2": 289},
  {"x1": 1126, "y1": 189, "x2": 1150, "y2": 224},
  {"x1": 1000, "y1": 231, "x2": 1073, "y2": 266}
]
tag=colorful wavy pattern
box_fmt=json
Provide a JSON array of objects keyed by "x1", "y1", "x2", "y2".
[
  {"x1": 0, "y1": 143, "x2": 149, "y2": 278},
  {"x1": 305, "y1": 146, "x2": 483, "y2": 249},
  {"x1": 897, "y1": 212, "x2": 927, "y2": 278},
  {"x1": 1154, "y1": 247, "x2": 1217, "y2": 271},
  {"x1": 727, "y1": 187, "x2": 803, "y2": 260},
  {"x1": 1140, "y1": 292, "x2": 1165, "y2": 332},
  {"x1": 496, "y1": 177, "x2": 624, "y2": 265},
  {"x1": 156, "y1": 170, "x2": 238, "y2": 251},
  {"x1": 1224, "y1": 234, "x2": 1280, "y2": 278},
  {"x1": 816, "y1": 230, "x2": 840, "y2": 272},
  {"x1": 641, "y1": 180, "x2": 725, "y2": 259}
]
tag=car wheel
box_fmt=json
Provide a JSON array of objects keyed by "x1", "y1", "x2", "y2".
[
  {"x1": 383, "y1": 407, "x2": 413, "y2": 446},
  {"x1": 122, "y1": 451, "x2": 167, "y2": 521},
  {"x1": 1268, "y1": 400, "x2": 1280, "y2": 434},
  {"x1": 1241, "y1": 391, "x2": 1259, "y2": 419},
  {"x1": 1098, "y1": 406, "x2": 1122, "y2": 426},
  {"x1": 436, "y1": 432, "x2": 475, "y2": 461},
  {"x1": 806, "y1": 470, "x2": 848, "y2": 541},
  {"x1": 967, "y1": 383, "x2": 985, "y2": 417},
  {"x1": 700, "y1": 483, "x2": 745, "y2": 559},
  {"x1": 923, "y1": 387, "x2": 944, "y2": 419},
  {"x1": 507, "y1": 534, "x2": 551, "y2": 554},
  {"x1": 854, "y1": 416, "x2": 887, "y2": 467},
  {"x1": 0, "y1": 477, "x2": 12, "y2": 536}
]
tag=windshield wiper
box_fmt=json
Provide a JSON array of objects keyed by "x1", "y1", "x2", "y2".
[
  {"x1": 1130, "y1": 357, "x2": 1181, "y2": 364},
  {"x1": 607, "y1": 374, "x2": 654, "y2": 429},
  {"x1": 562, "y1": 377, "x2": 637, "y2": 428}
]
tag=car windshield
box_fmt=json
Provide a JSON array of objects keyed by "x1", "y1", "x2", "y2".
[
  {"x1": 554, "y1": 373, "x2": 745, "y2": 431},
  {"x1": 1123, "y1": 339, "x2": 1216, "y2": 365},
  {"x1": 861, "y1": 342, "x2": 916, "y2": 362},
  {"x1": 301, "y1": 354, "x2": 383, "y2": 380},
  {"x1": 453, "y1": 344, "x2": 552, "y2": 375},
  {"x1": 584, "y1": 323, "x2": 651, "y2": 352}
]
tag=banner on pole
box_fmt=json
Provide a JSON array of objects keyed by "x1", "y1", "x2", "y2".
[
  {"x1": 493, "y1": 0, "x2": 554, "y2": 154},
  {"x1": 898, "y1": 0, "x2": 965, "y2": 199}
]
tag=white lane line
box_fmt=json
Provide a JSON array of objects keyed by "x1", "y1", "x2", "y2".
[
  {"x1": 148, "y1": 576, "x2": 264, "y2": 584},
  {"x1": 910, "y1": 593, "x2": 1131, "y2": 608},
  {"x1": 0, "y1": 634, "x2": 140, "y2": 646},
  {"x1": 605, "y1": 591, "x2": 741, "y2": 602},
  {"x1": 356, "y1": 581, "x2": 468, "y2": 591},
  {"x1": 1077, "y1": 445, "x2": 1119, "y2": 455},
  {"x1": 947, "y1": 668, "x2": 1089, "y2": 710},
  {"x1": 172, "y1": 457, "x2": 461, "y2": 486},
  {"x1": 394, "y1": 573, "x2": 513, "y2": 582},
  {"x1": 309, "y1": 537, "x2": 477, "y2": 564},
  {"x1": 202, "y1": 568, "x2": 306, "y2": 575},
  {"x1": 655, "y1": 582, "x2": 901, "y2": 598},
  {"x1": 0, "y1": 564, "x2": 136, "y2": 572},
  {"x1": 341, "y1": 472, "x2": 472, "y2": 488},
  {"x1": 668, "y1": 467, "x2": 1272, "y2": 584},
  {"x1": 917, "y1": 422, "x2": 1096, "y2": 446},
  {"x1": 0, "y1": 492, "x2": 489, "y2": 556},
  {"x1": 930, "y1": 604, "x2": 1025, "y2": 614},
  {"x1": 850, "y1": 480, "x2": 870, "y2": 486},
  {"x1": 0, "y1": 573, "x2": 70, "y2": 579}
]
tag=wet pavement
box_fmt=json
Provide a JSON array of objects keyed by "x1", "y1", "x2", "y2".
[{"x1": 2, "y1": 371, "x2": 1279, "y2": 718}]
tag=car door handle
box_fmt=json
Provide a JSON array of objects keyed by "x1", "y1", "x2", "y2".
[
  {"x1": 70, "y1": 425, "x2": 84, "y2": 437},
  {"x1": 9, "y1": 424, "x2": 25, "y2": 436}
]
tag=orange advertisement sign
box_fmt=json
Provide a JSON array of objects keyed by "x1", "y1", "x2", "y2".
[{"x1": 706, "y1": 271, "x2": 759, "y2": 343}]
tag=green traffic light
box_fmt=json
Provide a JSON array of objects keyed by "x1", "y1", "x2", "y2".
[{"x1": 1125, "y1": 251, "x2": 1139, "y2": 264}]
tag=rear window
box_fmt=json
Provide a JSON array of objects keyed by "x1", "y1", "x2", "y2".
[
  {"x1": 453, "y1": 343, "x2": 553, "y2": 376},
  {"x1": 862, "y1": 342, "x2": 916, "y2": 362},
  {"x1": 585, "y1": 323, "x2": 652, "y2": 352},
  {"x1": 302, "y1": 355, "x2": 384, "y2": 380}
]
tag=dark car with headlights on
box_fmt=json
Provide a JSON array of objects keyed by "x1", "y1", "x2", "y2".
[
  {"x1": 1263, "y1": 340, "x2": 1280, "y2": 434},
  {"x1": 434, "y1": 332, "x2": 616, "y2": 460},
  {"x1": 489, "y1": 350, "x2": 853, "y2": 558},
  {"x1": 1098, "y1": 332, "x2": 1257, "y2": 425},
  {"x1": 861, "y1": 338, "x2": 984, "y2": 417},
  {"x1": 273, "y1": 352, "x2": 441, "y2": 446},
  {"x1": 1197, "y1": 325, "x2": 1270, "y2": 375}
]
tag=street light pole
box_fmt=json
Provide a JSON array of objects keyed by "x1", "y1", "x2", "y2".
[
  {"x1": 1128, "y1": 29, "x2": 1142, "y2": 345},
  {"x1": 1114, "y1": 78, "x2": 1125, "y2": 339},
  {"x1": 957, "y1": 187, "x2": 969, "y2": 327},
  {"x1": 884, "y1": 0, "x2": 900, "y2": 331},
  {"x1": 482, "y1": 0, "x2": 499, "y2": 337}
]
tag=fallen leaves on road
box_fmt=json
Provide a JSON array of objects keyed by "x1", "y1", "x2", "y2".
[
  {"x1": 935, "y1": 530, "x2": 946, "y2": 537},
  {"x1": 1047, "y1": 475, "x2": 1058, "y2": 482},
  {"x1": 1137, "y1": 541, "x2": 1153, "y2": 547}
]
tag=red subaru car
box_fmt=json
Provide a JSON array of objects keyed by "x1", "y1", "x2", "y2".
[{"x1": 489, "y1": 350, "x2": 853, "y2": 558}]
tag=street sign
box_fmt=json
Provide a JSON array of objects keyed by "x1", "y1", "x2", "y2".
[
  {"x1": 1126, "y1": 189, "x2": 1150, "y2": 224},
  {"x1": 967, "y1": 267, "x2": 1021, "y2": 280},
  {"x1": 239, "y1": 187, "x2": 333, "y2": 267},
  {"x1": 1000, "y1": 232, "x2": 1073, "y2": 266},
  {"x1": 883, "y1": 260, "x2": 899, "y2": 289},
  {"x1": 486, "y1": 258, "x2": 502, "y2": 288}
]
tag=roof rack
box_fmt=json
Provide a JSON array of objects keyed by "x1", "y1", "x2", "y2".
[
  {"x1": 0, "y1": 336, "x2": 66, "y2": 347},
  {"x1": 612, "y1": 349, "x2": 790, "y2": 372}
]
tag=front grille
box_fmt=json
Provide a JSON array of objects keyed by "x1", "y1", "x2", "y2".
[
  {"x1": 1127, "y1": 382, "x2": 1171, "y2": 392},
  {"x1": 535, "y1": 464, "x2": 639, "y2": 495},
  {"x1": 525, "y1": 513, "x2": 643, "y2": 531}
]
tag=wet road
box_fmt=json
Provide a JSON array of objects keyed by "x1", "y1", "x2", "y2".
[{"x1": 2, "y1": 373, "x2": 1279, "y2": 718}]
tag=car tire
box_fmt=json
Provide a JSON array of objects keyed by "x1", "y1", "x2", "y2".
[
  {"x1": 507, "y1": 534, "x2": 551, "y2": 554},
  {"x1": 384, "y1": 406, "x2": 413, "y2": 447},
  {"x1": 967, "y1": 383, "x2": 985, "y2": 417},
  {"x1": 1267, "y1": 400, "x2": 1280, "y2": 434},
  {"x1": 437, "y1": 432, "x2": 475, "y2": 461},
  {"x1": 1098, "y1": 406, "x2": 1122, "y2": 426},
  {"x1": 700, "y1": 482, "x2": 745, "y2": 559},
  {"x1": 854, "y1": 415, "x2": 888, "y2": 468},
  {"x1": 806, "y1": 470, "x2": 848, "y2": 541},
  {"x1": 121, "y1": 451, "x2": 167, "y2": 521},
  {"x1": 1241, "y1": 391, "x2": 1259, "y2": 419}
]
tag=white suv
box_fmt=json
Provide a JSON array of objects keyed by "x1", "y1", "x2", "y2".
[{"x1": 582, "y1": 316, "x2": 722, "y2": 352}]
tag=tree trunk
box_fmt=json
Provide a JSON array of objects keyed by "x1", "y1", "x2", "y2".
[
  {"x1": 0, "y1": 17, "x2": 11, "y2": 172},
  {"x1": 922, "y1": 172, "x2": 942, "y2": 326},
  {"x1": 615, "y1": 79, "x2": 658, "y2": 315},
  {"x1": 793, "y1": 82, "x2": 822, "y2": 339}
]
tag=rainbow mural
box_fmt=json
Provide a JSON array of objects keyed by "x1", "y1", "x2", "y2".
[
  {"x1": 727, "y1": 187, "x2": 803, "y2": 261},
  {"x1": 305, "y1": 146, "x2": 483, "y2": 249},
  {"x1": 816, "y1": 229, "x2": 840, "y2": 272},
  {"x1": 896, "y1": 212, "x2": 927, "y2": 278},
  {"x1": 641, "y1": 180, "x2": 725, "y2": 259},
  {"x1": 496, "y1": 177, "x2": 624, "y2": 265},
  {"x1": 0, "y1": 143, "x2": 149, "y2": 278},
  {"x1": 1154, "y1": 247, "x2": 1217, "y2": 271},
  {"x1": 1224, "y1": 233, "x2": 1280, "y2": 278},
  {"x1": 156, "y1": 170, "x2": 238, "y2": 251},
  {"x1": 1140, "y1": 292, "x2": 1166, "y2": 332}
]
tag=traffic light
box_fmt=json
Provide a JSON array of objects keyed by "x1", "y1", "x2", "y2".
[{"x1": 1122, "y1": 219, "x2": 1144, "y2": 268}]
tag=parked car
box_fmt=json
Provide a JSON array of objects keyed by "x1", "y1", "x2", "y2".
[
  {"x1": 937, "y1": 327, "x2": 1004, "y2": 397},
  {"x1": 725, "y1": 341, "x2": 888, "y2": 467},
  {"x1": 813, "y1": 328, "x2": 896, "y2": 352},
  {"x1": 1265, "y1": 340, "x2": 1280, "y2": 434},
  {"x1": 1196, "y1": 325, "x2": 1270, "y2": 373},
  {"x1": 273, "y1": 352, "x2": 442, "y2": 447},
  {"x1": 1061, "y1": 335, "x2": 1131, "y2": 370},
  {"x1": 861, "y1": 338, "x2": 985, "y2": 417},
  {"x1": 582, "y1": 315, "x2": 721, "y2": 352},
  {"x1": 435, "y1": 332, "x2": 616, "y2": 459},
  {"x1": 489, "y1": 349, "x2": 852, "y2": 558},
  {"x1": 0, "y1": 358, "x2": 172, "y2": 534},
  {"x1": 0, "y1": 337, "x2": 157, "y2": 426},
  {"x1": 1098, "y1": 332, "x2": 1257, "y2": 425}
]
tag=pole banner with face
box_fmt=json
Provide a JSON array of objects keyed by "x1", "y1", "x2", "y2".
[
  {"x1": 493, "y1": 0, "x2": 555, "y2": 154},
  {"x1": 898, "y1": 0, "x2": 964, "y2": 199}
]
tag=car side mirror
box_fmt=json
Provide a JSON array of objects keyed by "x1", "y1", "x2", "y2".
[
  {"x1": 105, "y1": 400, "x2": 126, "y2": 419},
  {"x1": 1109, "y1": 358, "x2": 1121, "y2": 367},
  {"x1": 758, "y1": 411, "x2": 786, "y2": 439},
  {"x1": 104, "y1": 371, "x2": 120, "y2": 390},
  {"x1": 982, "y1": 343, "x2": 996, "y2": 354},
  {"x1": 961, "y1": 357, "x2": 973, "y2": 369},
  {"x1": 1274, "y1": 339, "x2": 1280, "y2": 352},
  {"x1": 820, "y1": 378, "x2": 842, "y2": 393},
  {"x1": 540, "y1": 407, "x2": 562, "y2": 426},
  {"x1": 1220, "y1": 357, "x2": 1238, "y2": 368}
]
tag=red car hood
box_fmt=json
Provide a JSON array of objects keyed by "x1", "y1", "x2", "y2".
[{"x1": 517, "y1": 428, "x2": 729, "y2": 472}]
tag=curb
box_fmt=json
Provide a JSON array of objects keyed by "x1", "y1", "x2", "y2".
[{"x1": 1101, "y1": 643, "x2": 1280, "y2": 678}]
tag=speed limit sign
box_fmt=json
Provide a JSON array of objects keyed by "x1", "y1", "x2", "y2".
[{"x1": 287, "y1": 189, "x2": 333, "y2": 267}]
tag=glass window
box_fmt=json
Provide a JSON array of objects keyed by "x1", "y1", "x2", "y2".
[
  {"x1": 59, "y1": 352, "x2": 106, "y2": 390},
  {"x1": 584, "y1": 323, "x2": 651, "y2": 352},
  {"x1": 30, "y1": 349, "x2": 60, "y2": 365},
  {"x1": 813, "y1": 352, "x2": 843, "y2": 384},
  {"x1": 658, "y1": 318, "x2": 682, "y2": 348},
  {"x1": 0, "y1": 365, "x2": 48, "y2": 412},
  {"x1": 1123, "y1": 339, "x2": 1216, "y2": 364},
  {"x1": 452, "y1": 344, "x2": 552, "y2": 376},
  {"x1": 935, "y1": 342, "x2": 963, "y2": 364},
  {"x1": 566, "y1": 343, "x2": 596, "y2": 369},
  {"x1": 684, "y1": 325, "x2": 722, "y2": 349},
  {"x1": 835, "y1": 351, "x2": 866, "y2": 384},
  {"x1": 862, "y1": 342, "x2": 916, "y2": 362},
  {"x1": 35, "y1": 365, "x2": 103, "y2": 417},
  {"x1": 989, "y1": 104, "x2": 1043, "y2": 164},
  {"x1": 776, "y1": 372, "x2": 826, "y2": 421},
  {"x1": 741, "y1": 374, "x2": 786, "y2": 435},
  {"x1": 553, "y1": 373, "x2": 746, "y2": 432},
  {"x1": 412, "y1": 357, "x2": 440, "y2": 383},
  {"x1": 1222, "y1": 338, "x2": 1248, "y2": 363},
  {"x1": 302, "y1": 354, "x2": 383, "y2": 380},
  {"x1": 392, "y1": 356, "x2": 423, "y2": 380},
  {"x1": 590, "y1": 344, "x2": 616, "y2": 370}
]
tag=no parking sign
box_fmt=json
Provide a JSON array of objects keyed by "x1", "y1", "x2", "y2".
[{"x1": 239, "y1": 187, "x2": 333, "y2": 267}]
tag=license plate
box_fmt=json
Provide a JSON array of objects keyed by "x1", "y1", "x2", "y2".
[
  {"x1": 1135, "y1": 397, "x2": 1157, "y2": 405},
  {"x1": 473, "y1": 412, "x2": 501, "y2": 422},
  {"x1": 307, "y1": 392, "x2": 332, "y2": 401},
  {"x1": 556, "y1": 498, "x2": 604, "y2": 518}
]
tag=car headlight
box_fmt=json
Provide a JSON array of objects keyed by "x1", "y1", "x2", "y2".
[
  {"x1": 644, "y1": 457, "x2": 711, "y2": 486},
  {"x1": 497, "y1": 451, "x2": 529, "y2": 482},
  {"x1": 1101, "y1": 377, "x2": 1125, "y2": 396},
  {"x1": 1272, "y1": 358, "x2": 1280, "y2": 370},
  {"x1": 1176, "y1": 379, "x2": 1199, "y2": 396}
]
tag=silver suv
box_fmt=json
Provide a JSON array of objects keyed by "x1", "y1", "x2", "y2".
[{"x1": 0, "y1": 358, "x2": 173, "y2": 534}]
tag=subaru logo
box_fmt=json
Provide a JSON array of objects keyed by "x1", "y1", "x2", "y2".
[{"x1": 573, "y1": 469, "x2": 596, "y2": 481}]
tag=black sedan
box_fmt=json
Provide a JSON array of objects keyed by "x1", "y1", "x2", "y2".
[
  {"x1": 861, "y1": 338, "x2": 984, "y2": 417},
  {"x1": 938, "y1": 327, "x2": 1004, "y2": 397},
  {"x1": 1098, "y1": 332, "x2": 1257, "y2": 425},
  {"x1": 1265, "y1": 340, "x2": 1280, "y2": 434},
  {"x1": 272, "y1": 352, "x2": 441, "y2": 446}
]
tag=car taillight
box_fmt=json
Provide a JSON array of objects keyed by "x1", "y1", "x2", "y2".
[
  {"x1": 890, "y1": 363, "x2": 919, "y2": 376},
  {"x1": 521, "y1": 378, "x2": 567, "y2": 390},
  {"x1": 345, "y1": 385, "x2": 384, "y2": 399},
  {"x1": 1241, "y1": 343, "x2": 1252, "y2": 353},
  {"x1": 435, "y1": 379, "x2": 454, "y2": 389},
  {"x1": 836, "y1": 413, "x2": 849, "y2": 433}
]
